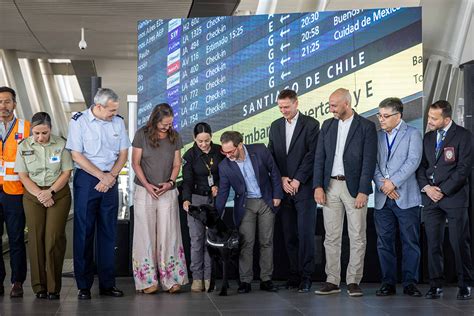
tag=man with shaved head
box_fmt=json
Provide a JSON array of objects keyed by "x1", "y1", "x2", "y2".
[{"x1": 313, "y1": 88, "x2": 377, "y2": 297}]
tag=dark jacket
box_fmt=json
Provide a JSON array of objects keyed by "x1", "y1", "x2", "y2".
[
  {"x1": 268, "y1": 112, "x2": 319, "y2": 200},
  {"x1": 313, "y1": 112, "x2": 377, "y2": 197},
  {"x1": 417, "y1": 122, "x2": 472, "y2": 210},
  {"x1": 215, "y1": 143, "x2": 283, "y2": 226},
  {"x1": 182, "y1": 142, "x2": 225, "y2": 203}
]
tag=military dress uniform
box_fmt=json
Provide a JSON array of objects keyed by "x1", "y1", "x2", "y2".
[
  {"x1": 15, "y1": 134, "x2": 73, "y2": 295},
  {"x1": 66, "y1": 108, "x2": 131, "y2": 292}
]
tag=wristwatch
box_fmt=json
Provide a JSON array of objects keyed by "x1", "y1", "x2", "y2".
[{"x1": 167, "y1": 179, "x2": 176, "y2": 187}]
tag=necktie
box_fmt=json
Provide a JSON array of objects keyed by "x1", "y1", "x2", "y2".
[{"x1": 435, "y1": 130, "x2": 445, "y2": 159}]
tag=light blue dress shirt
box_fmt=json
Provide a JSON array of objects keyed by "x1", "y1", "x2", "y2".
[
  {"x1": 236, "y1": 145, "x2": 262, "y2": 198},
  {"x1": 66, "y1": 107, "x2": 131, "y2": 171}
]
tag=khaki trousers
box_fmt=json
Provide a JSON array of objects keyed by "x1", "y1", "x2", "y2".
[
  {"x1": 322, "y1": 179, "x2": 367, "y2": 285},
  {"x1": 23, "y1": 185, "x2": 71, "y2": 293}
]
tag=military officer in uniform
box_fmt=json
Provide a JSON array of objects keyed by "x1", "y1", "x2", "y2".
[
  {"x1": 15, "y1": 112, "x2": 73, "y2": 300},
  {"x1": 66, "y1": 88, "x2": 130, "y2": 300},
  {"x1": 0, "y1": 86, "x2": 30, "y2": 298}
]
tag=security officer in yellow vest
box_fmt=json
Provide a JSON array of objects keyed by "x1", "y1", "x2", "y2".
[
  {"x1": 0, "y1": 86, "x2": 30, "y2": 297},
  {"x1": 15, "y1": 112, "x2": 73, "y2": 300},
  {"x1": 66, "y1": 88, "x2": 130, "y2": 300}
]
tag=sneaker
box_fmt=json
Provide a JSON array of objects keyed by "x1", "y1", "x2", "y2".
[
  {"x1": 315, "y1": 282, "x2": 341, "y2": 295},
  {"x1": 191, "y1": 280, "x2": 204, "y2": 292},
  {"x1": 347, "y1": 283, "x2": 363, "y2": 297}
]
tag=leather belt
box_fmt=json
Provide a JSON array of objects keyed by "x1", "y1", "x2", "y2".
[{"x1": 330, "y1": 175, "x2": 346, "y2": 181}]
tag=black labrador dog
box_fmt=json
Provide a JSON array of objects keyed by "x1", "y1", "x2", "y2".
[{"x1": 188, "y1": 204, "x2": 240, "y2": 296}]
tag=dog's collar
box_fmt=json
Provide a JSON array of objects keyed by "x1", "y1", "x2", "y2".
[{"x1": 206, "y1": 230, "x2": 239, "y2": 249}]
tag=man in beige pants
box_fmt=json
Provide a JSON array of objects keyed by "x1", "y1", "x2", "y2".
[{"x1": 313, "y1": 88, "x2": 377, "y2": 296}]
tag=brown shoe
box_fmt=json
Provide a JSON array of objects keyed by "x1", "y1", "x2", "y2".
[
  {"x1": 10, "y1": 282, "x2": 23, "y2": 298},
  {"x1": 347, "y1": 283, "x2": 363, "y2": 297},
  {"x1": 168, "y1": 284, "x2": 181, "y2": 294},
  {"x1": 315, "y1": 282, "x2": 341, "y2": 295},
  {"x1": 191, "y1": 280, "x2": 204, "y2": 292}
]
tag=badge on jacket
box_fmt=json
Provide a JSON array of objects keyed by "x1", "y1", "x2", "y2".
[{"x1": 443, "y1": 147, "x2": 455, "y2": 162}]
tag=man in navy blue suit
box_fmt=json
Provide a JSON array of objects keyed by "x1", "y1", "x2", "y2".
[{"x1": 216, "y1": 131, "x2": 283, "y2": 294}]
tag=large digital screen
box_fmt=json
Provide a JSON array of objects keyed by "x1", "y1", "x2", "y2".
[{"x1": 137, "y1": 7, "x2": 423, "y2": 147}]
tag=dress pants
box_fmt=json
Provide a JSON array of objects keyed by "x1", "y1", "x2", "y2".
[
  {"x1": 424, "y1": 206, "x2": 474, "y2": 287},
  {"x1": 187, "y1": 194, "x2": 212, "y2": 281},
  {"x1": 322, "y1": 179, "x2": 367, "y2": 285},
  {"x1": 0, "y1": 190, "x2": 26, "y2": 285},
  {"x1": 280, "y1": 196, "x2": 316, "y2": 281},
  {"x1": 23, "y1": 185, "x2": 71, "y2": 293},
  {"x1": 239, "y1": 198, "x2": 275, "y2": 283},
  {"x1": 73, "y1": 169, "x2": 118, "y2": 290},
  {"x1": 374, "y1": 199, "x2": 420, "y2": 287}
]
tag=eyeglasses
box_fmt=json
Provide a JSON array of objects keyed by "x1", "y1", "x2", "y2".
[
  {"x1": 220, "y1": 147, "x2": 238, "y2": 156},
  {"x1": 376, "y1": 112, "x2": 400, "y2": 120}
]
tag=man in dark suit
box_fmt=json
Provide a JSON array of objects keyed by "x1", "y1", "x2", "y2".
[
  {"x1": 313, "y1": 88, "x2": 377, "y2": 297},
  {"x1": 268, "y1": 89, "x2": 319, "y2": 292},
  {"x1": 216, "y1": 131, "x2": 283, "y2": 294},
  {"x1": 417, "y1": 100, "x2": 473, "y2": 300}
]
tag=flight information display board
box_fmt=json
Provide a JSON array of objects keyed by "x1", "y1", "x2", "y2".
[{"x1": 137, "y1": 7, "x2": 422, "y2": 145}]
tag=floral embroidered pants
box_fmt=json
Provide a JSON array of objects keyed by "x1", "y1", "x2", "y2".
[{"x1": 132, "y1": 185, "x2": 188, "y2": 290}]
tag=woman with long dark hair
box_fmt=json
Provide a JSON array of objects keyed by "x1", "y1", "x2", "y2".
[{"x1": 131, "y1": 103, "x2": 188, "y2": 294}]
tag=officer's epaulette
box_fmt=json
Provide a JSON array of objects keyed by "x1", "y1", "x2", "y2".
[
  {"x1": 116, "y1": 114, "x2": 124, "y2": 120},
  {"x1": 61, "y1": 136, "x2": 67, "y2": 141},
  {"x1": 18, "y1": 138, "x2": 26, "y2": 145},
  {"x1": 72, "y1": 112, "x2": 83, "y2": 121}
]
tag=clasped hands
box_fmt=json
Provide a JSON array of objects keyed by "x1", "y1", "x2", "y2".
[
  {"x1": 282, "y1": 177, "x2": 300, "y2": 196},
  {"x1": 36, "y1": 189, "x2": 54, "y2": 207},
  {"x1": 95, "y1": 172, "x2": 117, "y2": 193},
  {"x1": 145, "y1": 181, "x2": 174, "y2": 200},
  {"x1": 379, "y1": 178, "x2": 400, "y2": 200}
]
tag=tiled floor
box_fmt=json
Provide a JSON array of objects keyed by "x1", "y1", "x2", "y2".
[{"x1": 1, "y1": 279, "x2": 474, "y2": 315}]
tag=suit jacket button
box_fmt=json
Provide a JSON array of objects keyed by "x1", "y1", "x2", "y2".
[{"x1": 434, "y1": 166, "x2": 437, "y2": 169}]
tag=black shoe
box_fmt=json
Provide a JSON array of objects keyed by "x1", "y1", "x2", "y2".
[
  {"x1": 99, "y1": 286, "x2": 124, "y2": 297},
  {"x1": 298, "y1": 279, "x2": 312, "y2": 293},
  {"x1": 425, "y1": 287, "x2": 443, "y2": 299},
  {"x1": 403, "y1": 284, "x2": 422, "y2": 297},
  {"x1": 0, "y1": 284, "x2": 4, "y2": 296},
  {"x1": 78, "y1": 289, "x2": 91, "y2": 300},
  {"x1": 47, "y1": 292, "x2": 60, "y2": 300},
  {"x1": 457, "y1": 286, "x2": 472, "y2": 300},
  {"x1": 35, "y1": 290, "x2": 48, "y2": 299},
  {"x1": 237, "y1": 282, "x2": 251, "y2": 294},
  {"x1": 376, "y1": 283, "x2": 396, "y2": 296},
  {"x1": 260, "y1": 280, "x2": 278, "y2": 292}
]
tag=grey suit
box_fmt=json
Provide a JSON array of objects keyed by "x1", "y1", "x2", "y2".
[{"x1": 373, "y1": 120, "x2": 422, "y2": 287}]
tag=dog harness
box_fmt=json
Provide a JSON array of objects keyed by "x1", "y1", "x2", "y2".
[{"x1": 206, "y1": 230, "x2": 239, "y2": 249}]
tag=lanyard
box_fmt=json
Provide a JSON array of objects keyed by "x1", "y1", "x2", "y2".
[
  {"x1": 1, "y1": 117, "x2": 17, "y2": 150},
  {"x1": 385, "y1": 129, "x2": 399, "y2": 161},
  {"x1": 200, "y1": 155, "x2": 213, "y2": 176}
]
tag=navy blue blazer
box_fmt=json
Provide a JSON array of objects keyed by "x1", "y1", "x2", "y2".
[
  {"x1": 268, "y1": 113, "x2": 320, "y2": 200},
  {"x1": 215, "y1": 143, "x2": 283, "y2": 226},
  {"x1": 417, "y1": 122, "x2": 472, "y2": 210},
  {"x1": 313, "y1": 112, "x2": 377, "y2": 198}
]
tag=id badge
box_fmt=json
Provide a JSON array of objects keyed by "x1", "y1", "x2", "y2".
[
  {"x1": 207, "y1": 175, "x2": 214, "y2": 187},
  {"x1": 49, "y1": 156, "x2": 60, "y2": 164}
]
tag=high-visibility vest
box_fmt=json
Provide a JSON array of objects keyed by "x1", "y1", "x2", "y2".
[{"x1": 0, "y1": 118, "x2": 31, "y2": 195}]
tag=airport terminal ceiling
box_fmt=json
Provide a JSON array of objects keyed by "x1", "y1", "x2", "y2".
[{"x1": 0, "y1": 0, "x2": 473, "y2": 125}]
